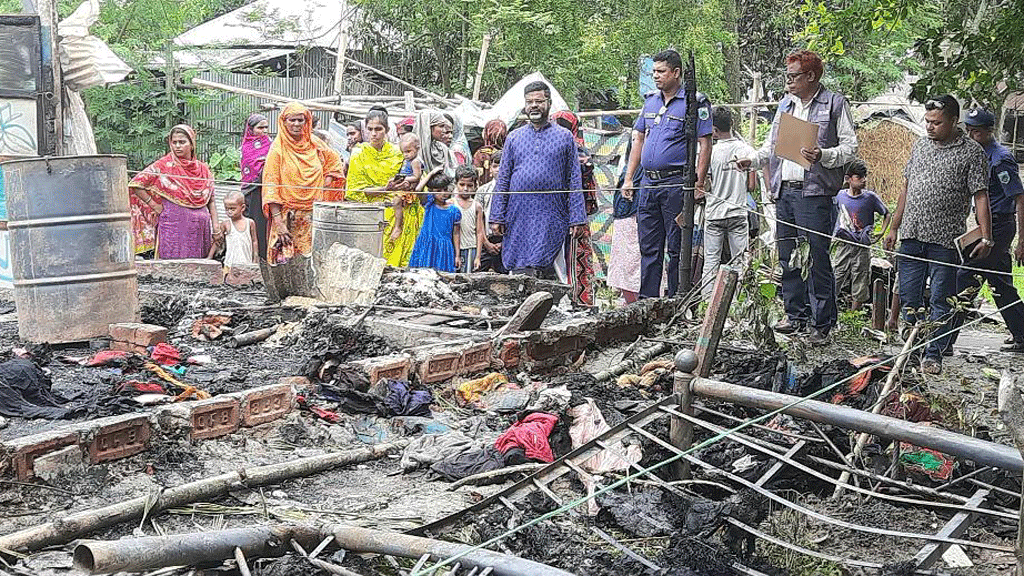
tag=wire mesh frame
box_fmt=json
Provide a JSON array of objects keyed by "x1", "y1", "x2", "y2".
[{"x1": 410, "y1": 391, "x2": 1014, "y2": 574}]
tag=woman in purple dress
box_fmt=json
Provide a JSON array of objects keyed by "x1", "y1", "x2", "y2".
[{"x1": 129, "y1": 125, "x2": 216, "y2": 259}]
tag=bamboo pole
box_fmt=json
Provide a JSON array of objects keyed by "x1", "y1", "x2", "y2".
[
  {"x1": 341, "y1": 56, "x2": 453, "y2": 107},
  {"x1": 74, "y1": 526, "x2": 322, "y2": 574},
  {"x1": 832, "y1": 325, "x2": 918, "y2": 498},
  {"x1": 191, "y1": 78, "x2": 366, "y2": 115},
  {"x1": 0, "y1": 442, "x2": 407, "y2": 554},
  {"x1": 328, "y1": 524, "x2": 575, "y2": 576},
  {"x1": 472, "y1": 31, "x2": 492, "y2": 102}
]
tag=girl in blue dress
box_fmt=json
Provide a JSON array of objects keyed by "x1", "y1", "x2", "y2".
[{"x1": 409, "y1": 170, "x2": 462, "y2": 272}]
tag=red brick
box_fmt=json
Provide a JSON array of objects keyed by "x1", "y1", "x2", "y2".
[
  {"x1": 459, "y1": 342, "x2": 493, "y2": 375},
  {"x1": 416, "y1": 351, "x2": 461, "y2": 384},
  {"x1": 595, "y1": 317, "x2": 643, "y2": 345},
  {"x1": 224, "y1": 264, "x2": 263, "y2": 287},
  {"x1": 526, "y1": 335, "x2": 585, "y2": 363},
  {"x1": 108, "y1": 322, "x2": 138, "y2": 343},
  {"x1": 190, "y1": 397, "x2": 240, "y2": 440},
  {"x1": 3, "y1": 431, "x2": 80, "y2": 480},
  {"x1": 110, "y1": 340, "x2": 147, "y2": 353},
  {"x1": 133, "y1": 324, "x2": 167, "y2": 347},
  {"x1": 352, "y1": 355, "x2": 411, "y2": 387},
  {"x1": 497, "y1": 338, "x2": 522, "y2": 369},
  {"x1": 33, "y1": 445, "x2": 85, "y2": 482},
  {"x1": 236, "y1": 384, "x2": 294, "y2": 426},
  {"x1": 86, "y1": 414, "x2": 151, "y2": 463}
]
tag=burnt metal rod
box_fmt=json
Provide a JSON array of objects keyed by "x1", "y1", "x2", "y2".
[
  {"x1": 809, "y1": 421, "x2": 861, "y2": 489},
  {"x1": 690, "y1": 377, "x2": 1024, "y2": 473},
  {"x1": 669, "y1": 408, "x2": 1016, "y2": 520},
  {"x1": 912, "y1": 489, "x2": 990, "y2": 569},
  {"x1": 632, "y1": 423, "x2": 1014, "y2": 552},
  {"x1": 936, "y1": 466, "x2": 992, "y2": 492}
]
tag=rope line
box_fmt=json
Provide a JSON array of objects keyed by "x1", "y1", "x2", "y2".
[
  {"x1": 410, "y1": 297, "x2": 1020, "y2": 576},
  {"x1": 127, "y1": 165, "x2": 1024, "y2": 279}
]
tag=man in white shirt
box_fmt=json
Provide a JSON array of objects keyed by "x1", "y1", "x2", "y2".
[
  {"x1": 737, "y1": 49, "x2": 857, "y2": 345},
  {"x1": 702, "y1": 107, "x2": 756, "y2": 298}
]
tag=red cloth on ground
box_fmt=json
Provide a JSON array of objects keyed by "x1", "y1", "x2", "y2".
[
  {"x1": 87, "y1": 350, "x2": 129, "y2": 367},
  {"x1": 150, "y1": 343, "x2": 181, "y2": 366},
  {"x1": 494, "y1": 412, "x2": 559, "y2": 463}
]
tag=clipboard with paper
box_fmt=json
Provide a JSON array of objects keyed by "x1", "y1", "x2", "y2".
[{"x1": 775, "y1": 112, "x2": 819, "y2": 169}]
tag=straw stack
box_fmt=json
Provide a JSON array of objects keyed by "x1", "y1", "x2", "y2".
[{"x1": 854, "y1": 119, "x2": 920, "y2": 205}]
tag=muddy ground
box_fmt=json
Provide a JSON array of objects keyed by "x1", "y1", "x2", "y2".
[{"x1": 0, "y1": 276, "x2": 1022, "y2": 576}]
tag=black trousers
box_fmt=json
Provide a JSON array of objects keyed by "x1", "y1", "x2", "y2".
[
  {"x1": 776, "y1": 184, "x2": 837, "y2": 332},
  {"x1": 951, "y1": 214, "x2": 1024, "y2": 344}
]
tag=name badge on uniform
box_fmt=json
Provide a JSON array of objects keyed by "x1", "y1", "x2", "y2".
[{"x1": 644, "y1": 112, "x2": 656, "y2": 119}]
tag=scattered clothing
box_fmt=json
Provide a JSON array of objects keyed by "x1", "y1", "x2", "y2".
[
  {"x1": 87, "y1": 350, "x2": 130, "y2": 367},
  {"x1": 382, "y1": 380, "x2": 433, "y2": 418},
  {"x1": 0, "y1": 358, "x2": 77, "y2": 419},
  {"x1": 401, "y1": 431, "x2": 480, "y2": 472},
  {"x1": 494, "y1": 412, "x2": 559, "y2": 463},
  {"x1": 457, "y1": 373, "x2": 509, "y2": 406},
  {"x1": 150, "y1": 343, "x2": 181, "y2": 366},
  {"x1": 898, "y1": 441, "x2": 956, "y2": 481},
  {"x1": 409, "y1": 196, "x2": 461, "y2": 272},
  {"x1": 431, "y1": 446, "x2": 506, "y2": 481},
  {"x1": 568, "y1": 399, "x2": 642, "y2": 474}
]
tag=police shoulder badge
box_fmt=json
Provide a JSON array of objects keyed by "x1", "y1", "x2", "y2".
[
  {"x1": 999, "y1": 171, "x2": 1011, "y2": 185},
  {"x1": 698, "y1": 107, "x2": 710, "y2": 121}
]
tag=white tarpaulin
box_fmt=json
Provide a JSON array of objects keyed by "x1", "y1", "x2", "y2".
[{"x1": 457, "y1": 72, "x2": 569, "y2": 128}]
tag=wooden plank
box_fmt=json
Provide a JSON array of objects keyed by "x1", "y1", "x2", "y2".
[{"x1": 912, "y1": 489, "x2": 989, "y2": 569}]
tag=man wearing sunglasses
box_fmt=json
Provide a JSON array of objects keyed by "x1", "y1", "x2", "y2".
[
  {"x1": 736, "y1": 49, "x2": 857, "y2": 345},
  {"x1": 883, "y1": 95, "x2": 992, "y2": 374},
  {"x1": 622, "y1": 49, "x2": 713, "y2": 298}
]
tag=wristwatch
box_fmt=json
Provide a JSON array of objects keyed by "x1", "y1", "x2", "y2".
[{"x1": 981, "y1": 238, "x2": 995, "y2": 247}]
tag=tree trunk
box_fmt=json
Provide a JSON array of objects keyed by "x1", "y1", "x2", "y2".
[
  {"x1": 432, "y1": 34, "x2": 451, "y2": 97},
  {"x1": 721, "y1": 0, "x2": 743, "y2": 103}
]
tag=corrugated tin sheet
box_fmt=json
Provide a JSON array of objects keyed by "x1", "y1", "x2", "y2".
[
  {"x1": 58, "y1": 0, "x2": 129, "y2": 90},
  {"x1": 173, "y1": 0, "x2": 361, "y2": 50}
]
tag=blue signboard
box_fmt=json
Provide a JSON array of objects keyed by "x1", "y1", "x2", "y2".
[{"x1": 639, "y1": 57, "x2": 655, "y2": 97}]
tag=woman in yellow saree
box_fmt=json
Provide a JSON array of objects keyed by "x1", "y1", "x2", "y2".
[{"x1": 346, "y1": 109, "x2": 422, "y2": 266}]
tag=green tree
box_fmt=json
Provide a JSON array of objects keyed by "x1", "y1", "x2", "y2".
[
  {"x1": 352, "y1": 0, "x2": 734, "y2": 107},
  {"x1": 797, "y1": 0, "x2": 1021, "y2": 106}
]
